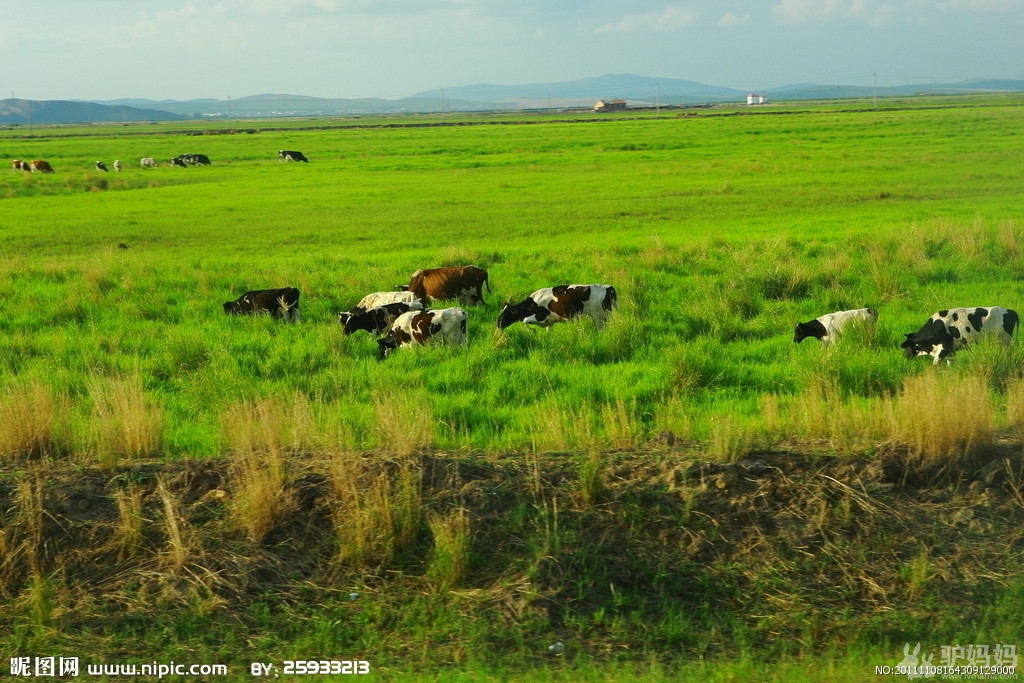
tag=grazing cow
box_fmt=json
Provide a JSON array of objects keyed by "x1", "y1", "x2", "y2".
[
  {"x1": 95, "y1": 161, "x2": 109, "y2": 172},
  {"x1": 113, "y1": 160, "x2": 122, "y2": 172},
  {"x1": 377, "y1": 308, "x2": 468, "y2": 359},
  {"x1": 278, "y1": 150, "x2": 309, "y2": 162},
  {"x1": 405, "y1": 265, "x2": 490, "y2": 306},
  {"x1": 901, "y1": 306, "x2": 1018, "y2": 365},
  {"x1": 11, "y1": 159, "x2": 30, "y2": 172},
  {"x1": 172, "y1": 153, "x2": 211, "y2": 167},
  {"x1": 30, "y1": 160, "x2": 54, "y2": 173},
  {"x1": 353, "y1": 290, "x2": 425, "y2": 311},
  {"x1": 223, "y1": 287, "x2": 301, "y2": 323},
  {"x1": 497, "y1": 284, "x2": 617, "y2": 330},
  {"x1": 341, "y1": 300, "x2": 425, "y2": 335},
  {"x1": 140, "y1": 157, "x2": 158, "y2": 168},
  {"x1": 338, "y1": 291, "x2": 426, "y2": 330},
  {"x1": 794, "y1": 308, "x2": 878, "y2": 344}
]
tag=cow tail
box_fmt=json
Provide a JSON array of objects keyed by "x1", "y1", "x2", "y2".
[
  {"x1": 484, "y1": 271, "x2": 491, "y2": 293},
  {"x1": 604, "y1": 286, "x2": 618, "y2": 312}
]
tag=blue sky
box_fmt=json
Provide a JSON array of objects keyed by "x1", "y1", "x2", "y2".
[{"x1": 2, "y1": 0, "x2": 1022, "y2": 101}]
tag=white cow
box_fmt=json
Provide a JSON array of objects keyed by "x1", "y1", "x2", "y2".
[
  {"x1": 140, "y1": 157, "x2": 158, "y2": 168},
  {"x1": 794, "y1": 308, "x2": 878, "y2": 344},
  {"x1": 354, "y1": 290, "x2": 424, "y2": 311}
]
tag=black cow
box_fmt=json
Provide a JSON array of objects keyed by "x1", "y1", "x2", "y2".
[
  {"x1": 901, "y1": 306, "x2": 1018, "y2": 364},
  {"x1": 278, "y1": 150, "x2": 309, "y2": 162},
  {"x1": 223, "y1": 287, "x2": 300, "y2": 323},
  {"x1": 340, "y1": 301, "x2": 424, "y2": 335}
]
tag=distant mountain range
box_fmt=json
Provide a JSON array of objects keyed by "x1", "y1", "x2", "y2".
[{"x1": 3, "y1": 74, "x2": 1024, "y2": 124}]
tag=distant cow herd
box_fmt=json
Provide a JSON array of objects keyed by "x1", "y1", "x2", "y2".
[
  {"x1": 221, "y1": 263, "x2": 1018, "y2": 364},
  {"x1": 11, "y1": 150, "x2": 314, "y2": 173}
]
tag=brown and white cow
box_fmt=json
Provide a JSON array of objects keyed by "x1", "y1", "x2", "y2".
[
  {"x1": 404, "y1": 265, "x2": 490, "y2": 306},
  {"x1": 223, "y1": 287, "x2": 301, "y2": 323},
  {"x1": 901, "y1": 306, "x2": 1018, "y2": 365},
  {"x1": 377, "y1": 307, "x2": 468, "y2": 359},
  {"x1": 30, "y1": 160, "x2": 54, "y2": 173},
  {"x1": 497, "y1": 284, "x2": 617, "y2": 330},
  {"x1": 11, "y1": 159, "x2": 30, "y2": 172}
]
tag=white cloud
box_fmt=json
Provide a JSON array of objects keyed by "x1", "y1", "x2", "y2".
[
  {"x1": 771, "y1": 0, "x2": 1020, "y2": 24},
  {"x1": 936, "y1": 0, "x2": 1021, "y2": 10},
  {"x1": 718, "y1": 11, "x2": 750, "y2": 26},
  {"x1": 596, "y1": 5, "x2": 697, "y2": 34},
  {"x1": 771, "y1": 0, "x2": 896, "y2": 25}
]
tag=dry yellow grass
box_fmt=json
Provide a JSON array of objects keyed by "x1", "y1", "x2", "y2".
[
  {"x1": 889, "y1": 372, "x2": 994, "y2": 481},
  {"x1": 426, "y1": 507, "x2": 471, "y2": 592},
  {"x1": 0, "y1": 381, "x2": 66, "y2": 460},
  {"x1": 88, "y1": 374, "x2": 164, "y2": 467},
  {"x1": 328, "y1": 451, "x2": 421, "y2": 566}
]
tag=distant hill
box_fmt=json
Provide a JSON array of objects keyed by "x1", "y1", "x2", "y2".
[
  {"x1": 0, "y1": 99, "x2": 187, "y2": 125},
  {"x1": 7, "y1": 75, "x2": 1024, "y2": 124}
]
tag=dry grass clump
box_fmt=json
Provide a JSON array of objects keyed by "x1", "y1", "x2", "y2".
[
  {"x1": 426, "y1": 507, "x2": 471, "y2": 592},
  {"x1": 372, "y1": 387, "x2": 434, "y2": 457},
  {"x1": 0, "y1": 381, "x2": 68, "y2": 461},
  {"x1": 888, "y1": 372, "x2": 994, "y2": 483},
  {"x1": 328, "y1": 451, "x2": 421, "y2": 567},
  {"x1": 88, "y1": 374, "x2": 164, "y2": 467},
  {"x1": 221, "y1": 398, "x2": 301, "y2": 544},
  {"x1": 111, "y1": 485, "x2": 145, "y2": 560}
]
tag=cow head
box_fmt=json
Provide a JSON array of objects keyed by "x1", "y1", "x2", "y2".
[
  {"x1": 497, "y1": 298, "x2": 537, "y2": 329},
  {"x1": 377, "y1": 334, "x2": 400, "y2": 360},
  {"x1": 223, "y1": 300, "x2": 241, "y2": 315},
  {"x1": 343, "y1": 309, "x2": 383, "y2": 335},
  {"x1": 793, "y1": 320, "x2": 826, "y2": 343}
]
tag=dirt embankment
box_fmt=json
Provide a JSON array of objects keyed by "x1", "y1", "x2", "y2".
[{"x1": 2, "y1": 442, "x2": 1023, "y2": 660}]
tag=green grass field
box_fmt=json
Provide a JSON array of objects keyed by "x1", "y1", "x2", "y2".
[{"x1": 2, "y1": 96, "x2": 1023, "y2": 679}]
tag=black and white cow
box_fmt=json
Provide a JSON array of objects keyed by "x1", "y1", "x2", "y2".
[
  {"x1": 223, "y1": 287, "x2": 301, "y2": 323},
  {"x1": 95, "y1": 161, "x2": 109, "y2": 172},
  {"x1": 377, "y1": 308, "x2": 467, "y2": 359},
  {"x1": 497, "y1": 284, "x2": 617, "y2": 330},
  {"x1": 794, "y1": 308, "x2": 878, "y2": 344},
  {"x1": 340, "y1": 300, "x2": 425, "y2": 335},
  {"x1": 172, "y1": 153, "x2": 211, "y2": 167},
  {"x1": 901, "y1": 306, "x2": 1018, "y2": 365},
  {"x1": 278, "y1": 150, "x2": 309, "y2": 162}
]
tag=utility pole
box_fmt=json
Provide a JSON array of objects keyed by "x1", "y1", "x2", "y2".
[
  {"x1": 873, "y1": 73, "x2": 878, "y2": 110},
  {"x1": 656, "y1": 81, "x2": 661, "y2": 117},
  {"x1": 227, "y1": 95, "x2": 232, "y2": 129},
  {"x1": 440, "y1": 88, "x2": 446, "y2": 121}
]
